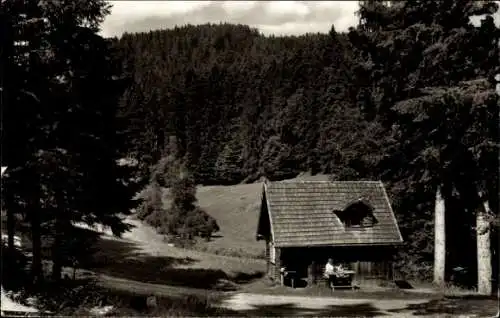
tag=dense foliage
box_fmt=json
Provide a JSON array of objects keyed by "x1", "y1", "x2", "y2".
[
  {"x1": 137, "y1": 157, "x2": 219, "y2": 243},
  {"x1": 349, "y1": 0, "x2": 499, "y2": 282},
  {"x1": 112, "y1": 24, "x2": 368, "y2": 184},
  {"x1": 1, "y1": 0, "x2": 138, "y2": 284}
]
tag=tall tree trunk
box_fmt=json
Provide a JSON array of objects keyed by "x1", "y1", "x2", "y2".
[
  {"x1": 51, "y1": 219, "x2": 64, "y2": 281},
  {"x1": 51, "y1": 243, "x2": 62, "y2": 281},
  {"x1": 7, "y1": 208, "x2": 15, "y2": 256},
  {"x1": 434, "y1": 185, "x2": 446, "y2": 287},
  {"x1": 476, "y1": 198, "x2": 492, "y2": 295},
  {"x1": 30, "y1": 212, "x2": 43, "y2": 285}
]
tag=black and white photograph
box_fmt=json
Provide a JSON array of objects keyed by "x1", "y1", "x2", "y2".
[{"x1": 1, "y1": 0, "x2": 499, "y2": 316}]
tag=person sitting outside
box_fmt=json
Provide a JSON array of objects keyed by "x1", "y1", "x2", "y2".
[
  {"x1": 335, "y1": 263, "x2": 348, "y2": 278},
  {"x1": 323, "y1": 258, "x2": 335, "y2": 287}
]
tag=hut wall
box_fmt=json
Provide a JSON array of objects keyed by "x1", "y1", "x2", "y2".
[
  {"x1": 279, "y1": 245, "x2": 397, "y2": 285},
  {"x1": 268, "y1": 247, "x2": 282, "y2": 282},
  {"x1": 265, "y1": 239, "x2": 271, "y2": 277}
]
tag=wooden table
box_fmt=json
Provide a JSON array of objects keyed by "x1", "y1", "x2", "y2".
[{"x1": 330, "y1": 270, "x2": 356, "y2": 291}]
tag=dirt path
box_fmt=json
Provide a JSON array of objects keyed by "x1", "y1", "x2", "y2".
[
  {"x1": 220, "y1": 292, "x2": 431, "y2": 316},
  {"x1": 75, "y1": 220, "x2": 435, "y2": 316},
  {"x1": 75, "y1": 219, "x2": 264, "y2": 274},
  {"x1": 73, "y1": 219, "x2": 263, "y2": 297}
]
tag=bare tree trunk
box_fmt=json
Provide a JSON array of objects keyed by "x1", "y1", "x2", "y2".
[
  {"x1": 477, "y1": 198, "x2": 492, "y2": 295},
  {"x1": 434, "y1": 185, "x2": 446, "y2": 287}
]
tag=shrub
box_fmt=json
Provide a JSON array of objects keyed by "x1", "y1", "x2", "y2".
[
  {"x1": 137, "y1": 182, "x2": 164, "y2": 222},
  {"x1": 137, "y1": 159, "x2": 220, "y2": 244}
]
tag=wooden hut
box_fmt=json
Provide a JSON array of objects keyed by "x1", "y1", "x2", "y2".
[{"x1": 256, "y1": 180, "x2": 403, "y2": 287}]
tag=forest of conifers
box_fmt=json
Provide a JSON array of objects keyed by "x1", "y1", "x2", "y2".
[
  {"x1": 2, "y1": 0, "x2": 498, "y2": 293},
  {"x1": 112, "y1": 1, "x2": 499, "y2": 284}
]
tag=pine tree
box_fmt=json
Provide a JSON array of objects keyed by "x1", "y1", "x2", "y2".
[
  {"x1": 1, "y1": 0, "x2": 137, "y2": 283},
  {"x1": 215, "y1": 137, "x2": 244, "y2": 184},
  {"x1": 350, "y1": 0, "x2": 499, "y2": 289}
]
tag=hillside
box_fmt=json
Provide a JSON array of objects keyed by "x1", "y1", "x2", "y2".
[
  {"x1": 75, "y1": 218, "x2": 265, "y2": 289},
  {"x1": 156, "y1": 173, "x2": 329, "y2": 258},
  {"x1": 113, "y1": 23, "x2": 368, "y2": 185},
  {"x1": 195, "y1": 183, "x2": 263, "y2": 258}
]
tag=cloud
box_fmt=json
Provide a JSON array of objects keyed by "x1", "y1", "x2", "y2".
[
  {"x1": 100, "y1": 1, "x2": 500, "y2": 38},
  {"x1": 99, "y1": 1, "x2": 359, "y2": 38}
]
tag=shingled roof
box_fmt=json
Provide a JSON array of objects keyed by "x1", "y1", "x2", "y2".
[{"x1": 257, "y1": 181, "x2": 403, "y2": 247}]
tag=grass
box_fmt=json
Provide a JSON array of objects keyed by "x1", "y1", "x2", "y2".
[
  {"x1": 10, "y1": 219, "x2": 265, "y2": 316},
  {"x1": 133, "y1": 181, "x2": 266, "y2": 258},
  {"x1": 241, "y1": 277, "x2": 497, "y2": 299},
  {"x1": 438, "y1": 283, "x2": 478, "y2": 296},
  {"x1": 5, "y1": 273, "x2": 497, "y2": 317},
  {"x1": 182, "y1": 183, "x2": 264, "y2": 258},
  {"x1": 191, "y1": 243, "x2": 267, "y2": 259},
  {"x1": 82, "y1": 216, "x2": 267, "y2": 278},
  {"x1": 161, "y1": 173, "x2": 330, "y2": 259},
  {"x1": 85, "y1": 236, "x2": 264, "y2": 291},
  {"x1": 241, "y1": 279, "x2": 436, "y2": 300},
  {"x1": 3, "y1": 276, "x2": 238, "y2": 317},
  {"x1": 1, "y1": 233, "x2": 260, "y2": 316}
]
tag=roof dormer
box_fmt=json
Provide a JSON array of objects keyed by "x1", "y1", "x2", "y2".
[{"x1": 335, "y1": 198, "x2": 378, "y2": 229}]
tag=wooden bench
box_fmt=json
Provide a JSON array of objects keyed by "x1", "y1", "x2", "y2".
[{"x1": 323, "y1": 271, "x2": 356, "y2": 291}]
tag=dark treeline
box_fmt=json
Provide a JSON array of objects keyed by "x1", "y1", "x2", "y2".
[
  {"x1": 1, "y1": 0, "x2": 138, "y2": 289},
  {"x1": 113, "y1": 23, "x2": 371, "y2": 184}
]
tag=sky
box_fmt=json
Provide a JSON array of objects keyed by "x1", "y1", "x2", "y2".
[
  {"x1": 100, "y1": 1, "x2": 361, "y2": 38},
  {"x1": 100, "y1": 0, "x2": 500, "y2": 38}
]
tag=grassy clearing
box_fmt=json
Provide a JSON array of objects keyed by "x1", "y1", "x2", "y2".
[
  {"x1": 75, "y1": 215, "x2": 266, "y2": 278},
  {"x1": 133, "y1": 173, "x2": 330, "y2": 259},
  {"x1": 174, "y1": 174, "x2": 330, "y2": 259},
  {"x1": 184, "y1": 183, "x2": 264, "y2": 258},
  {"x1": 98, "y1": 219, "x2": 265, "y2": 273},
  {"x1": 67, "y1": 220, "x2": 266, "y2": 297},
  {"x1": 136, "y1": 182, "x2": 264, "y2": 259}
]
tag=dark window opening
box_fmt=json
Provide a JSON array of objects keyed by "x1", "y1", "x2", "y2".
[{"x1": 335, "y1": 200, "x2": 377, "y2": 229}]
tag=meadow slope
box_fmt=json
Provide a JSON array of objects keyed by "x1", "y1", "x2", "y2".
[{"x1": 191, "y1": 173, "x2": 330, "y2": 258}]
